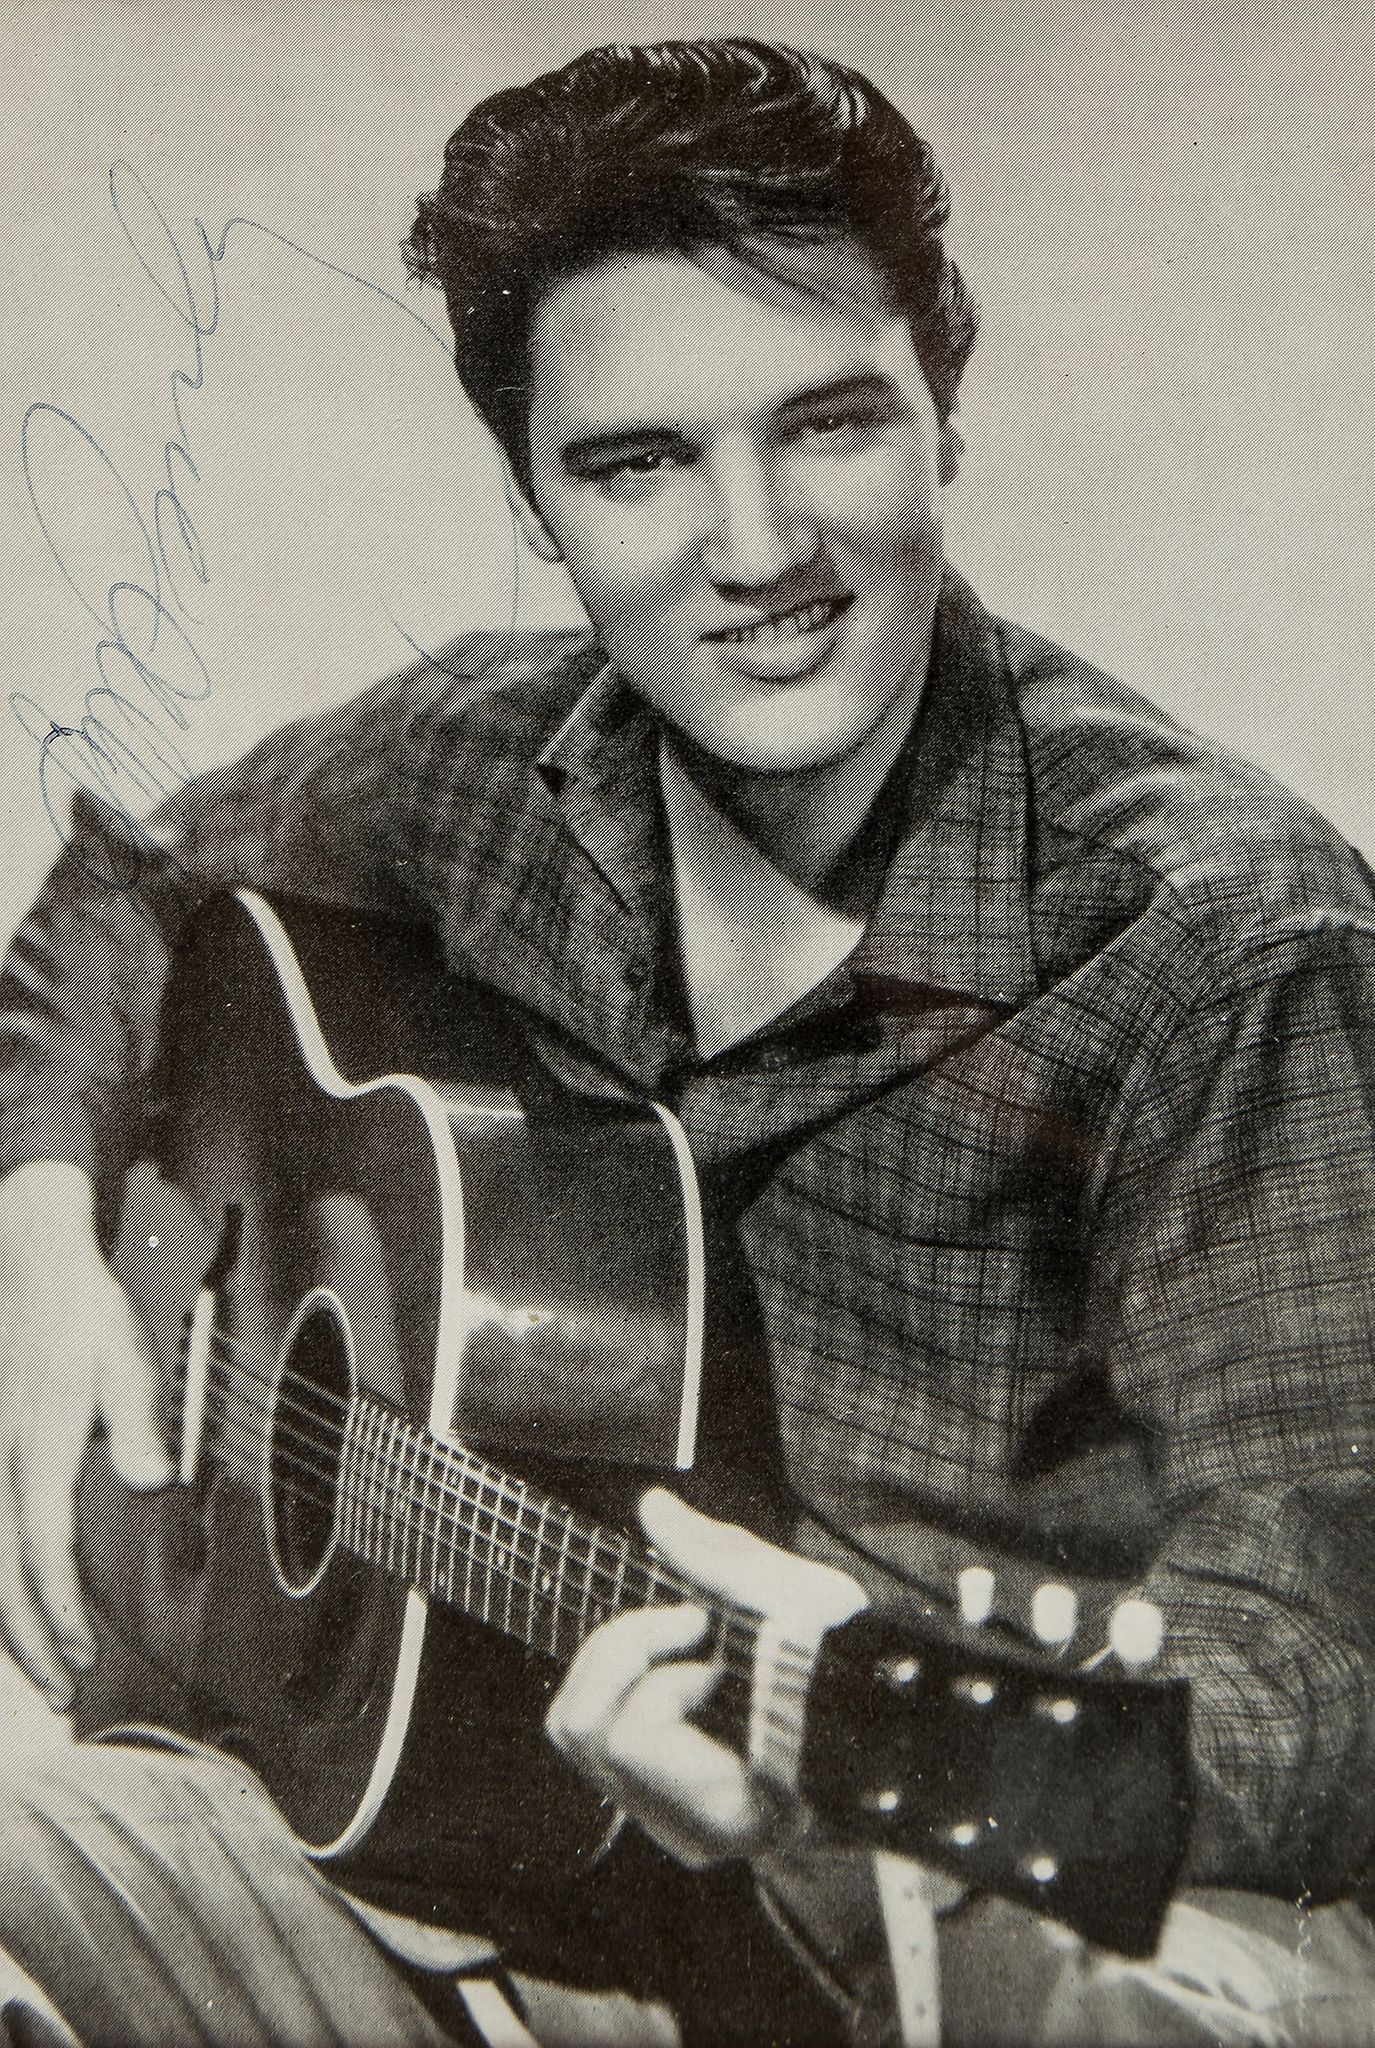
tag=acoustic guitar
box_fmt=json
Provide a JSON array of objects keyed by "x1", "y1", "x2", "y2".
[{"x1": 73, "y1": 888, "x2": 1191, "y2": 1979}]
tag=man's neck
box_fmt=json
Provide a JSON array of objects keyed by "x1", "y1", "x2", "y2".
[{"x1": 663, "y1": 649, "x2": 931, "y2": 910}]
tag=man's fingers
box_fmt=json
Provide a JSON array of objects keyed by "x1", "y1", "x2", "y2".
[
  {"x1": 0, "y1": 1466, "x2": 77, "y2": 1709},
  {"x1": 0, "y1": 1173, "x2": 157, "y2": 1703},
  {"x1": 638, "y1": 1488, "x2": 866, "y2": 1629},
  {"x1": 7, "y1": 1406, "x2": 98, "y2": 1680},
  {"x1": 548, "y1": 1601, "x2": 708, "y2": 1761},
  {"x1": 98, "y1": 1305, "x2": 170, "y2": 1490},
  {"x1": 14, "y1": 1460, "x2": 95, "y2": 1674},
  {"x1": 604, "y1": 1661, "x2": 765, "y2": 1866}
]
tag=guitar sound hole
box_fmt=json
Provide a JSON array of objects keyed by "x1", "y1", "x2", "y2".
[{"x1": 268, "y1": 1290, "x2": 352, "y2": 1597}]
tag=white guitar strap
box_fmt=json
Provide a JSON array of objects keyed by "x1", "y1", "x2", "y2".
[
  {"x1": 749, "y1": 1582, "x2": 957, "y2": 2048},
  {"x1": 455, "y1": 1980, "x2": 542, "y2": 2048},
  {"x1": 873, "y1": 1852, "x2": 945, "y2": 2048}
]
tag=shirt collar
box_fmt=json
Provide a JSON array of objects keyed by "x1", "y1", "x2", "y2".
[
  {"x1": 537, "y1": 570, "x2": 1039, "y2": 1013},
  {"x1": 854, "y1": 570, "x2": 1038, "y2": 1010},
  {"x1": 536, "y1": 660, "x2": 665, "y2": 922}
]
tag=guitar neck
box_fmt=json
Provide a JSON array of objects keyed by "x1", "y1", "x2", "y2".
[{"x1": 338, "y1": 1394, "x2": 755, "y2": 1674}]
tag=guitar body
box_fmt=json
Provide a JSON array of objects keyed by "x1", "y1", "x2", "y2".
[
  {"x1": 70, "y1": 889, "x2": 1191, "y2": 2017},
  {"x1": 75, "y1": 889, "x2": 703, "y2": 1924}
]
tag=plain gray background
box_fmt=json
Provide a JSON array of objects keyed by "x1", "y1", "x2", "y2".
[{"x1": 3, "y1": 0, "x2": 1372, "y2": 959}]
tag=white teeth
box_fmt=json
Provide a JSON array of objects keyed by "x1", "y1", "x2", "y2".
[{"x1": 718, "y1": 598, "x2": 843, "y2": 645}]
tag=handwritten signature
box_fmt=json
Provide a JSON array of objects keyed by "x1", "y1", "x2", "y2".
[{"x1": 11, "y1": 163, "x2": 457, "y2": 889}]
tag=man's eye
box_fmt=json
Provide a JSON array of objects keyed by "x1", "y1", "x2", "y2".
[
  {"x1": 581, "y1": 448, "x2": 680, "y2": 488},
  {"x1": 796, "y1": 408, "x2": 875, "y2": 443}
]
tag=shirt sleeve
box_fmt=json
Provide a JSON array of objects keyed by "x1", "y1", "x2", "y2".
[
  {"x1": 0, "y1": 796, "x2": 193, "y2": 1200},
  {"x1": 1089, "y1": 911, "x2": 1375, "y2": 1895}
]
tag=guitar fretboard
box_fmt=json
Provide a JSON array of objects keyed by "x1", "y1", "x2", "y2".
[{"x1": 338, "y1": 1395, "x2": 755, "y2": 1674}]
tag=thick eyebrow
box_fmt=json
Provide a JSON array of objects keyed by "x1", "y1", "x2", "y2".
[
  {"x1": 774, "y1": 371, "x2": 906, "y2": 421},
  {"x1": 557, "y1": 371, "x2": 907, "y2": 474}
]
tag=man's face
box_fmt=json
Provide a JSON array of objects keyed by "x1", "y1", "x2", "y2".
[{"x1": 516, "y1": 243, "x2": 959, "y2": 780}]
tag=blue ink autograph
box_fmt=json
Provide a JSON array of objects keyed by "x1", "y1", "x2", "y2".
[{"x1": 11, "y1": 161, "x2": 480, "y2": 889}]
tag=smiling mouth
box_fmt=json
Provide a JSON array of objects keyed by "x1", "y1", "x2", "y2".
[{"x1": 708, "y1": 595, "x2": 852, "y2": 646}]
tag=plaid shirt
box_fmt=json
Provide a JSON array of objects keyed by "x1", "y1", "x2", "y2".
[{"x1": 5, "y1": 571, "x2": 1375, "y2": 1899}]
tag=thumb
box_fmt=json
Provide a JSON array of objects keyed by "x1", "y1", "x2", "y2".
[
  {"x1": 98, "y1": 1298, "x2": 171, "y2": 1490},
  {"x1": 639, "y1": 1489, "x2": 866, "y2": 1630}
]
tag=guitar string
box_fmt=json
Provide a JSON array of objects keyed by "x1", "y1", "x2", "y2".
[
  {"x1": 210, "y1": 1385, "x2": 811, "y2": 1705},
  {"x1": 194, "y1": 1368, "x2": 756, "y2": 1670},
  {"x1": 187, "y1": 1343, "x2": 814, "y2": 1708},
  {"x1": 167, "y1": 1309, "x2": 821, "y2": 1718},
  {"x1": 196, "y1": 1354, "x2": 1106, "y2": 1719},
  {"x1": 190, "y1": 1320, "x2": 817, "y2": 1677},
  {"x1": 200, "y1": 1393, "x2": 815, "y2": 1741},
  {"x1": 157, "y1": 1321, "x2": 1132, "y2": 1786}
]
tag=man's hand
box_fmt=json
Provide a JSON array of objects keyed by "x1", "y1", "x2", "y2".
[
  {"x1": 546, "y1": 1489, "x2": 866, "y2": 1869},
  {"x1": 0, "y1": 1161, "x2": 169, "y2": 1709}
]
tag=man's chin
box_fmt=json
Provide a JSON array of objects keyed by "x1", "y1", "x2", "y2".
[{"x1": 665, "y1": 717, "x2": 865, "y2": 790}]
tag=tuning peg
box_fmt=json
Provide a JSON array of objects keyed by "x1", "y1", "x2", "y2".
[
  {"x1": 957, "y1": 1565, "x2": 995, "y2": 1628},
  {"x1": 1031, "y1": 1582, "x2": 1077, "y2": 1650},
  {"x1": 1108, "y1": 1597, "x2": 1164, "y2": 1669}
]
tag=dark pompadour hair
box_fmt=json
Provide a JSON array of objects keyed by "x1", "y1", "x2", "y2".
[{"x1": 404, "y1": 38, "x2": 979, "y2": 488}]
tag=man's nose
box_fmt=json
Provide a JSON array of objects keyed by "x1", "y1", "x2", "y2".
[{"x1": 698, "y1": 447, "x2": 817, "y2": 589}]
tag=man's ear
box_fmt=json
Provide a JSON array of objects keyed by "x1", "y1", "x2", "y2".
[
  {"x1": 938, "y1": 416, "x2": 964, "y2": 489},
  {"x1": 503, "y1": 466, "x2": 564, "y2": 564}
]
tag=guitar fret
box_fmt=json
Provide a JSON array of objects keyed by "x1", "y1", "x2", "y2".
[
  {"x1": 359, "y1": 1406, "x2": 380, "y2": 1567},
  {"x1": 584, "y1": 1534, "x2": 603, "y2": 1636},
  {"x1": 502, "y1": 1480, "x2": 523, "y2": 1639},
  {"x1": 437, "y1": 1441, "x2": 457, "y2": 1598},
  {"x1": 608, "y1": 1530, "x2": 629, "y2": 1621},
  {"x1": 441, "y1": 1447, "x2": 461, "y2": 1605},
  {"x1": 350, "y1": 1406, "x2": 370, "y2": 1559},
  {"x1": 575, "y1": 1531, "x2": 595, "y2": 1645},
  {"x1": 484, "y1": 1474, "x2": 504, "y2": 1624},
  {"x1": 374, "y1": 1408, "x2": 393, "y2": 1573},
  {"x1": 393, "y1": 1417, "x2": 412, "y2": 1584},
  {"x1": 338, "y1": 1405, "x2": 358, "y2": 1556},
  {"x1": 409, "y1": 1420, "x2": 429, "y2": 1589},
  {"x1": 346, "y1": 1406, "x2": 363, "y2": 1561},
  {"x1": 354, "y1": 1407, "x2": 370, "y2": 1562},
  {"x1": 379, "y1": 1412, "x2": 397, "y2": 1577},
  {"x1": 529, "y1": 1496, "x2": 552, "y2": 1648},
  {"x1": 369, "y1": 1407, "x2": 388, "y2": 1571},
  {"x1": 397, "y1": 1418, "x2": 412, "y2": 1584},
  {"x1": 459, "y1": 1457, "x2": 478, "y2": 1614},
  {"x1": 551, "y1": 1510, "x2": 574, "y2": 1660},
  {"x1": 419, "y1": 1432, "x2": 440, "y2": 1594},
  {"x1": 476, "y1": 1465, "x2": 494, "y2": 1618},
  {"x1": 374, "y1": 1410, "x2": 394, "y2": 1571},
  {"x1": 407, "y1": 1422, "x2": 427, "y2": 1587},
  {"x1": 481, "y1": 1472, "x2": 500, "y2": 1620},
  {"x1": 469, "y1": 1467, "x2": 484, "y2": 1623},
  {"x1": 642, "y1": 1553, "x2": 670, "y2": 1607},
  {"x1": 396, "y1": 1415, "x2": 415, "y2": 1581}
]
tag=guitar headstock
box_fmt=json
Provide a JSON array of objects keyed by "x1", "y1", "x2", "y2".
[{"x1": 799, "y1": 1583, "x2": 1192, "y2": 1957}]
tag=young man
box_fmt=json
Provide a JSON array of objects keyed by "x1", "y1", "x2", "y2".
[{"x1": 1, "y1": 35, "x2": 1375, "y2": 2046}]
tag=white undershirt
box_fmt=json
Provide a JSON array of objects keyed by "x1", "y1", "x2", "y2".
[{"x1": 659, "y1": 739, "x2": 865, "y2": 1059}]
